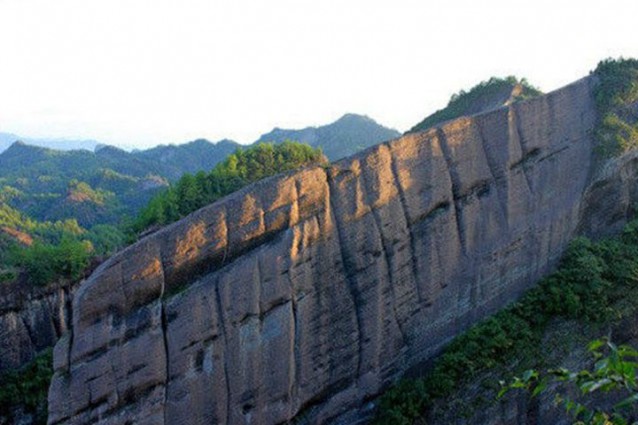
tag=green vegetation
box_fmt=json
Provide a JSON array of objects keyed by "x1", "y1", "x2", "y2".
[
  {"x1": 133, "y1": 141, "x2": 325, "y2": 232},
  {"x1": 501, "y1": 338, "x2": 638, "y2": 425},
  {"x1": 9, "y1": 238, "x2": 92, "y2": 286},
  {"x1": 408, "y1": 76, "x2": 542, "y2": 134},
  {"x1": 0, "y1": 202, "x2": 126, "y2": 286},
  {"x1": 592, "y1": 58, "x2": 638, "y2": 157},
  {"x1": 0, "y1": 140, "x2": 322, "y2": 286},
  {"x1": 0, "y1": 349, "x2": 53, "y2": 425},
  {"x1": 375, "y1": 220, "x2": 638, "y2": 424},
  {"x1": 0, "y1": 141, "x2": 175, "y2": 228}
]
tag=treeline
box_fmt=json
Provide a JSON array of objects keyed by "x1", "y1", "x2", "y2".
[{"x1": 132, "y1": 141, "x2": 325, "y2": 232}]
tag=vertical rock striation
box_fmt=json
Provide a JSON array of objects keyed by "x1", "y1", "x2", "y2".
[
  {"x1": 48, "y1": 76, "x2": 638, "y2": 424},
  {"x1": 0, "y1": 281, "x2": 74, "y2": 372}
]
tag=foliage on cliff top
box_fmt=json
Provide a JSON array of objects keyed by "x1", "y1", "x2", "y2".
[
  {"x1": 375, "y1": 220, "x2": 638, "y2": 424},
  {"x1": 593, "y1": 58, "x2": 638, "y2": 157},
  {"x1": 132, "y1": 140, "x2": 326, "y2": 233},
  {"x1": 408, "y1": 76, "x2": 543, "y2": 134},
  {"x1": 0, "y1": 349, "x2": 52, "y2": 425}
]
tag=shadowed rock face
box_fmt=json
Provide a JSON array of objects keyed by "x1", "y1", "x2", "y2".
[
  {"x1": 48, "y1": 76, "x2": 638, "y2": 425},
  {"x1": 0, "y1": 282, "x2": 73, "y2": 372}
]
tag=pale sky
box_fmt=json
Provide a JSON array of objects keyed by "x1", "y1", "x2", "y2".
[{"x1": 1, "y1": 0, "x2": 637, "y2": 148}]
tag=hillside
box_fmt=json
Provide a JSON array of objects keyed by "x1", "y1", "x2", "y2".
[
  {"x1": 0, "y1": 114, "x2": 397, "y2": 228},
  {"x1": 255, "y1": 113, "x2": 401, "y2": 160},
  {"x1": 0, "y1": 142, "x2": 168, "y2": 227}
]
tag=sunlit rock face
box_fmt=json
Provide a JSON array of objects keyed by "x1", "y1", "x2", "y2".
[{"x1": 48, "y1": 76, "x2": 638, "y2": 425}]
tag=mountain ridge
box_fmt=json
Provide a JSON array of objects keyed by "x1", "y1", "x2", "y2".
[{"x1": 256, "y1": 113, "x2": 400, "y2": 160}]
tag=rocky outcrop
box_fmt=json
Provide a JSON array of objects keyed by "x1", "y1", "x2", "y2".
[
  {"x1": 48, "y1": 76, "x2": 638, "y2": 425},
  {"x1": 0, "y1": 281, "x2": 74, "y2": 372}
]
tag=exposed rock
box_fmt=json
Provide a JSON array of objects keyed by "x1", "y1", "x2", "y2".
[
  {"x1": 0, "y1": 281, "x2": 74, "y2": 372},
  {"x1": 48, "y1": 76, "x2": 638, "y2": 424}
]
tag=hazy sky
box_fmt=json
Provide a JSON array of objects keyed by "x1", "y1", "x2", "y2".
[{"x1": 1, "y1": 0, "x2": 637, "y2": 148}]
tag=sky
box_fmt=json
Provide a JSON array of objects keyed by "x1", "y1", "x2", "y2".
[{"x1": 1, "y1": 0, "x2": 637, "y2": 149}]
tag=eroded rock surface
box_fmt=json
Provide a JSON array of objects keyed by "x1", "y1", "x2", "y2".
[
  {"x1": 48, "y1": 77, "x2": 638, "y2": 424},
  {"x1": 0, "y1": 281, "x2": 73, "y2": 372}
]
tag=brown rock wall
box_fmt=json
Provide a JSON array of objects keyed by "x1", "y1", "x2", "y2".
[{"x1": 49, "y1": 76, "x2": 638, "y2": 425}]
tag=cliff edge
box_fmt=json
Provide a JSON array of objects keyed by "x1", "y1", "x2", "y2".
[{"x1": 48, "y1": 76, "x2": 638, "y2": 424}]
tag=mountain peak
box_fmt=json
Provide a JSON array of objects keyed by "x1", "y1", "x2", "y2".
[
  {"x1": 3, "y1": 140, "x2": 47, "y2": 155},
  {"x1": 335, "y1": 113, "x2": 372, "y2": 122},
  {"x1": 255, "y1": 113, "x2": 400, "y2": 160}
]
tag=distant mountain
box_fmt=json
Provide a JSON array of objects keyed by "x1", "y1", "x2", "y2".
[
  {"x1": 134, "y1": 139, "x2": 241, "y2": 180},
  {"x1": 0, "y1": 137, "x2": 244, "y2": 227},
  {"x1": 0, "y1": 132, "x2": 101, "y2": 153},
  {"x1": 255, "y1": 113, "x2": 400, "y2": 160},
  {"x1": 0, "y1": 113, "x2": 398, "y2": 226}
]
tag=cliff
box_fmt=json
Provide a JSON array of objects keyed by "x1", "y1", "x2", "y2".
[
  {"x1": 0, "y1": 281, "x2": 73, "y2": 373},
  {"x1": 48, "y1": 76, "x2": 638, "y2": 424}
]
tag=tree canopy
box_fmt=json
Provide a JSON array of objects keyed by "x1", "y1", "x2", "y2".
[{"x1": 132, "y1": 141, "x2": 325, "y2": 232}]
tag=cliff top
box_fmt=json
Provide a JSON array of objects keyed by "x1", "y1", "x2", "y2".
[{"x1": 408, "y1": 76, "x2": 543, "y2": 134}]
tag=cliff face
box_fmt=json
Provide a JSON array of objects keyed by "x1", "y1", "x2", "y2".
[
  {"x1": 48, "y1": 77, "x2": 638, "y2": 425},
  {"x1": 0, "y1": 281, "x2": 73, "y2": 372}
]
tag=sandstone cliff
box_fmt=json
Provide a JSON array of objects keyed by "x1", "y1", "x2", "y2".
[
  {"x1": 48, "y1": 76, "x2": 638, "y2": 424},
  {"x1": 0, "y1": 281, "x2": 73, "y2": 372}
]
